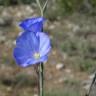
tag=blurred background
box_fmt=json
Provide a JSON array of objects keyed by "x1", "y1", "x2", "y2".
[{"x1": 0, "y1": 0, "x2": 96, "y2": 96}]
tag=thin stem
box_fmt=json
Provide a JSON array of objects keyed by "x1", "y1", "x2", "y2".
[
  {"x1": 42, "y1": 0, "x2": 49, "y2": 13},
  {"x1": 39, "y1": 63, "x2": 44, "y2": 96},
  {"x1": 86, "y1": 72, "x2": 96, "y2": 96},
  {"x1": 36, "y1": 0, "x2": 42, "y2": 11},
  {"x1": 36, "y1": 0, "x2": 43, "y2": 16},
  {"x1": 34, "y1": 65, "x2": 40, "y2": 95},
  {"x1": 36, "y1": 0, "x2": 49, "y2": 16},
  {"x1": 35, "y1": 1, "x2": 49, "y2": 96}
]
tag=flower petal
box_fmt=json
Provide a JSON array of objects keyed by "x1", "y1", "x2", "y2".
[
  {"x1": 39, "y1": 55, "x2": 48, "y2": 62},
  {"x1": 13, "y1": 31, "x2": 40, "y2": 67},
  {"x1": 13, "y1": 47, "x2": 31, "y2": 66},
  {"x1": 39, "y1": 32, "x2": 51, "y2": 57},
  {"x1": 13, "y1": 47, "x2": 31, "y2": 57},
  {"x1": 16, "y1": 31, "x2": 39, "y2": 53},
  {"x1": 13, "y1": 47, "x2": 39, "y2": 67},
  {"x1": 19, "y1": 17, "x2": 46, "y2": 32},
  {"x1": 17, "y1": 55, "x2": 48, "y2": 67},
  {"x1": 18, "y1": 58, "x2": 39, "y2": 67},
  {"x1": 13, "y1": 47, "x2": 48, "y2": 67}
]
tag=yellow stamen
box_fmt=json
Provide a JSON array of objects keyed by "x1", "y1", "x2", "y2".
[{"x1": 34, "y1": 53, "x2": 40, "y2": 59}]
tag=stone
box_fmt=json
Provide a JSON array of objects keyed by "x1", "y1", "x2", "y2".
[
  {"x1": 82, "y1": 79, "x2": 92, "y2": 90},
  {"x1": 65, "y1": 68, "x2": 71, "y2": 73},
  {"x1": 58, "y1": 77, "x2": 67, "y2": 83},
  {"x1": 49, "y1": 25, "x2": 55, "y2": 30},
  {"x1": 0, "y1": 36, "x2": 6, "y2": 43},
  {"x1": 34, "y1": 94, "x2": 38, "y2": 96},
  {"x1": 83, "y1": 84, "x2": 90, "y2": 90},
  {"x1": 13, "y1": 40, "x2": 16, "y2": 45},
  {"x1": 62, "y1": 52, "x2": 68, "y2": 60},
  {"x1": 56, "y1": 63, "x2": 65, "y2": 70},
  {"x1": 89, "y1": 73, "x2": 95, "y2": 80}
]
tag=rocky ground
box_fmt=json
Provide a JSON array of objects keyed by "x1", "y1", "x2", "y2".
[{"x1": 0, "y1": 5, "x2": 96, "y2": 96}]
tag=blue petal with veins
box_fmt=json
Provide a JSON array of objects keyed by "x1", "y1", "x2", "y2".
[
  {"x1": 19, "y1": 17, "x2": 46, "y2": 32},
  {"x1": 13, "y1": 31, "x2": 51, "y2": 67}
]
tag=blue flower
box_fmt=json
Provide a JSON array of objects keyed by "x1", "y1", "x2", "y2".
[
  {"x1": 13, "y1": 31, "x2": 51, "y2": 67},
  {"x1": 19, "y1": 17, "x2": 46, "y2": 33}
]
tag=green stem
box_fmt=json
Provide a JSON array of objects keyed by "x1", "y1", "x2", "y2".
[
  {"x1": 35, "y1": 0, "x2": 49, "y2": 96},
  {"x1": 36, "y1": 0, "x2": 49, "y2": 17},
  {"x1": 36, "y1": 0, "x2": 43, "y2": 16},
  {"x1": 42, "y1": 0, "x2": 49, "y2": 13},
  {"x1": 39, "y1": 63, "x2": 44, "y2": 96}
]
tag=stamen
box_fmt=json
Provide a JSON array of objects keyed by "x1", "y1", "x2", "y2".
[{"x1": 34, "y1": 53, "x2": 40, "y2": 59}]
